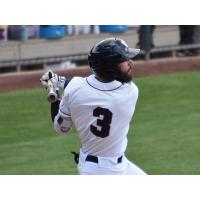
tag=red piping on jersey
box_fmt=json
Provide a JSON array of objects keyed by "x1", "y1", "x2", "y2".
[{"x1": 86, "y1": 78, "x2": 123, "y2": 91}]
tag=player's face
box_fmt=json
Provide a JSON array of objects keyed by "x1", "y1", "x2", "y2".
[{"x1": 117, "y1": 60, "x2": 134, "y2": 83}]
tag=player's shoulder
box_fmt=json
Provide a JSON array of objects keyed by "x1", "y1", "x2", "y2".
[
  {"x1": 130, "y1": 81, "x2": 138, "y2": 90},
  {"x1": 63, "y1": 76, "x2": 86, "y2": 94},
  {"x1": 128, "y1": 81, "x2": 139, "y2": 96},
  {"x1": 125, "y1": 81, "x2": 138, "y2": 92},
  {"x1": 70, "y1": 76, "x2": 86, "y2": 84}
]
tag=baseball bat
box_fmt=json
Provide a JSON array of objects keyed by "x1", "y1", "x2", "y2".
[{"x1": 47, "y1": 79, "x2": 58, "y2": 103}]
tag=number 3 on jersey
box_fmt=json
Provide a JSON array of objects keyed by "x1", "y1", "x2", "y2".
[{"x1": 90, "y1": 107, "x2": 113, "y2": 138}]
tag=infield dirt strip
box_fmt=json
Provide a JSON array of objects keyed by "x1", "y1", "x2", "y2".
[{"x1": 1, "y1": 56, "x2": 200, "y2": 93}]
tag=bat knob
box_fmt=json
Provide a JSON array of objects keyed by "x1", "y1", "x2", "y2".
[{"x1": 47, "y1": 87, "x2": 58, "y2": 103}]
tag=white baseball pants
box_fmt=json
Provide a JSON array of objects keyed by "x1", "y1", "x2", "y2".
[{"x1": 77, "y1": 149, "x2": 147, "y2": 175}]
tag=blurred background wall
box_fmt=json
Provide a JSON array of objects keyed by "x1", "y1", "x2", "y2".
[{"x1": 0, "y1": 25, "x2": 200, "y2": 74}]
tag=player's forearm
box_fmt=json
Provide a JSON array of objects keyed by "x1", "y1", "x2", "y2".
[
  {"x1": 50, "y1": 79, "x2": 71, "y2": 122},
  {"x1": 51, "y1": 100, "x2": 60, "y2": 122}
]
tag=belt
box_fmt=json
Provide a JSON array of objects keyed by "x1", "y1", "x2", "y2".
[{"x1": 85, "y1": 155, "x2": 123, "y2": 164}]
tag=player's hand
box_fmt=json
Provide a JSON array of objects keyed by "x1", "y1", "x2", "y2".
[
  {"x1": 40, "y1": 70, "x2": 63, "y2": 103},
  {"x1": 40, "y1": 70, "x2": 56, "y2": 89},
  {"x1": 40, "y1": 70, "x2": 66, "y2": 89}
]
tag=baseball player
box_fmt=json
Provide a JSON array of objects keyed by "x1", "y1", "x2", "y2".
[{"x1": 41, "y1": 38, "x2": 147, "y2": 175}]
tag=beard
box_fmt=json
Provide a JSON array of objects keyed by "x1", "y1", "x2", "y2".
[{"x1": 115, "y1": 67, "x2": 133, "y2": 83}]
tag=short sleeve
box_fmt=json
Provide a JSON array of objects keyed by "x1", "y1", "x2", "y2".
[{"x1": 59, "y1": 91, "x2": 71, "y2": 118}]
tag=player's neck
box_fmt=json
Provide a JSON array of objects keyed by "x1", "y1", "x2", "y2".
[{"x1": 95, "y1": 75, "x2": 112, "y2": 83}]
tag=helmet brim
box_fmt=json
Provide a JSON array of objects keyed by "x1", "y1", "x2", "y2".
[{"x1": 127, "y1": 48, "x2": 140, "y2": 58}]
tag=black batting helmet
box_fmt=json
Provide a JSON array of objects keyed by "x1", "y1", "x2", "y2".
[{"x1": 88, "y1": 38, "x2": 140, "y2": 81}]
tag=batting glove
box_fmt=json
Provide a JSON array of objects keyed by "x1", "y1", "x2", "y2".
[{"x1": 40, "y1": 70, "x2": 66, "y2": 89}]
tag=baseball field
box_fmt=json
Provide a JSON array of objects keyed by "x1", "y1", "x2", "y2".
[{"x1": 0, "y1": 71, "x2": 200, "y2": 174}]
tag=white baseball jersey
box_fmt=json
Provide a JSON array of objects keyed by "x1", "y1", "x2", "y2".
[{"x1": 54, "y1": 74, "x2": 138, "y2": 157}]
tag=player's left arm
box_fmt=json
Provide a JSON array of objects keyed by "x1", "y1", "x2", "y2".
[
  {"x1": 51, "y1": 79, "x2": 71, "y2": 122},
  {"x1": 53, "y1": 90, "x2": 73, "y2": 134},
  {"x1": 53, "y1": 112, "x2": 73, "y2": 134},
  {"x1": 40, "y1": 70, "x2": 73, "y2": 134}
]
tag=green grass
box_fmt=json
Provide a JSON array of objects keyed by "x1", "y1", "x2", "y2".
[
  {"x1": 0, "y1": 89, "x2": 80, "y2": 174},
  {"x1": 0, "y1": 71, "x2": 200, "y2": 174}
]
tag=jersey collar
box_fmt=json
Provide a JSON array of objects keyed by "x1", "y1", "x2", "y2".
[{"x1": 86, "y1": 74, "x2": 122, "y2": 91}]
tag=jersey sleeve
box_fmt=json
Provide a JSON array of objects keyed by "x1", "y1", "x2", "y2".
[
  {"x1": 54, "y1": 86, "x2": 73, "y2": 134},
  {"x1": 54, "y1": 113, "x2": 73, "y2": 134},
  {"x1": 58, "y1": 89, "x2": 71, "y2": 118}
]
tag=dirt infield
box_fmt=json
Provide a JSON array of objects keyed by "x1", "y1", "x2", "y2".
[{"x1": 1, "y1": 56, "x2": 200, "y2": 93}]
